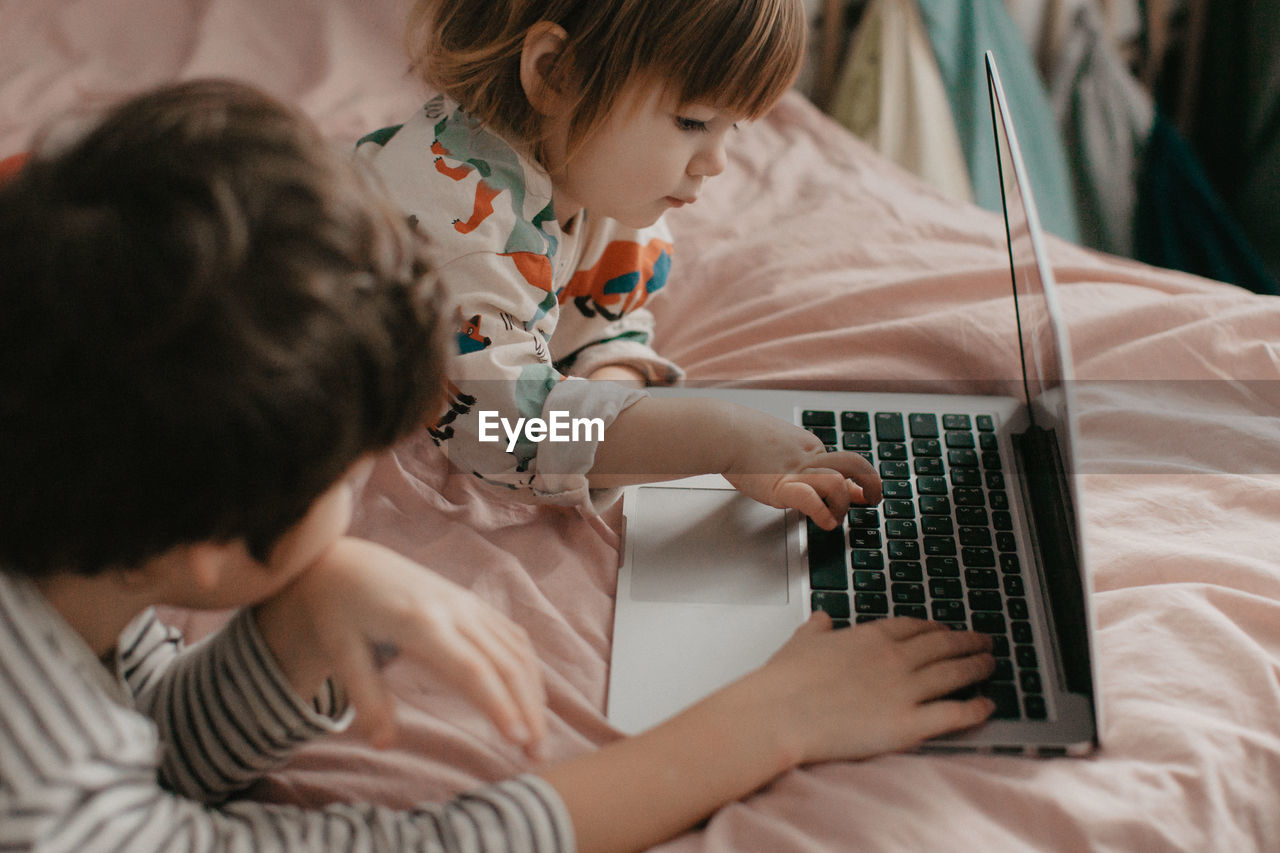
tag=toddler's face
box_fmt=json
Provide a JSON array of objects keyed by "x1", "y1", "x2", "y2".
[{"x1": 546, "y1": 83, "x2": 744, "y2": 230}]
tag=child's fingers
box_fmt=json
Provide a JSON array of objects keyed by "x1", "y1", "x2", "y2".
[
  {"x1": 900, "y1": 625, "x2": 993, "y2": 670},
  {"x1": 415, "y1": 625, "x2": 536, "y2": 747},
  {"x1": 458, "y1": 616, "x2": 548, "y2": 748},
  {"x1": 820, "y1": 450, "x2": 883, "y2": 505},
  {"x1": 871, "y1": 616, "x2": 951, "y2": 642},
  {"x1": 911, "y1": 651, "x2": 997, "y2": 703},
  {"x1": 906, "y1": 695, "x2": 997, "y2": 744},
  {"x1": 777, "y1": 480, "x2": 840, "y2": 529}
]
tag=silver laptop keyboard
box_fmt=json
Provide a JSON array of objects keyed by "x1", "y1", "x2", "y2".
[{"x1": 800, "y1": 409, "x2": 1046, "y2": 721}]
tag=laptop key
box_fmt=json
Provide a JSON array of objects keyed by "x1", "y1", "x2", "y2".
[
  {"x1": 851, "y1": 549, "x2": 885, "y2": 571},
  {"x1": 914, "y1": 457, "x2": 945, "y2": 476},
  {"x1": 806, "y1": 520, "x2": 847, "y2": 590},
  {"x1": 808, "y1": 426, "x2": 837, "y2": 446},
  {"x1": 878, "y1": 442, "x2": 907, "y2": 460},
  {"x1": 931, "y1": 599, "x2": 966, "y2": 622},
  {"x1": 961, "y1": 546, "x2": 996, "y2": 567},
  {"x1": 812, "y1": 591, "x2": 851, "y2": 619},
  {"x1": 926, "y1": 556, "x2": 960, "y2": 577},
  {"x1": 929, "y1": 578, "x2": 962, "y2": 599},
  {"x1": 923, "y1": 536, "x2": 957, "y2": 556},
  {"x1": 874, "y1": 412, "x2": 905, "y2": 441},
  {"x1": 971, "y1": 612, "x2": 1007, "y2": 634},
  {"x1": 890, "y1": 582, "x2": 925, "y2": 604},
  {"x1": 842, "y1": 431, "x2": 872, "y2": 452},
  {"x1": 841, "y1": 411, "x2": 870, "y2": 432},
  {"x1": 889, "y1": 560, "x2": 923, "y2": 581},
  {"x1": 981, "y1": 682, "x2": 1021, "y2": 719},
  {"x1": 801, "y1": 410, "x2": 836, "y2": 427},
  {"x1": 852, "y1": 570, "x2": 886, "y2": 592},
  {"x1": 968, "y1": 590, "x2": 1004, "y2": 611},
  {"x1": 879, "y1": 460, "x2": 910, "y2": 480},
  {"x1": 883, "y1": 499, "x2": 915, "y2": 518},
  {"x1": 853, "y1": 592, "x2": 888, "y2": 614},
  {"x1": 885, "y1": 519, "x2": 918, "y2": 538},
  {"x1": 849, "y1": 527, "x2": 881, "y2": 549},
  {"x1": 882, "y1": 479, "x2": 913, "y2": 498},
  {"x1": 921, "y1": 515, "x2": 954, "y2": 536},
  {"x1": 908, "y1": 413, "x2": 939, "y2": 437},
  {"x1": 912, "y1": 438, "x2": 942, "y2": 457},
  {"x1": 965, "y1": 568, "x2": 999, "y2": 588},
  {"x1": 887, "y1": 540, "x2": 920, "y2": 560},
  {"x1": 848, "y1": 507, "x2": 880, "y2": 528},
  {"x1": 916, "y1": 475, "x2": 948, "y2": 495}
]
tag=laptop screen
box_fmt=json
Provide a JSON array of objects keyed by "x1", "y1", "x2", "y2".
[
  {"x1": 986, "y1": 51, "x2": 1095, "y2": 701},
  {"x1": 985, "y1": 53, "x2": 1080, "y2": 477}
]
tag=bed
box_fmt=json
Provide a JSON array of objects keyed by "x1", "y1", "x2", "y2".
[{"x1": 7, "y1": 2, "x2": 1278, "y2": 850}]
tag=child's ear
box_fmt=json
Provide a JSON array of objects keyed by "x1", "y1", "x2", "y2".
[{"x1": 520, "y1": 21, "x2": 573, "y2": 115}]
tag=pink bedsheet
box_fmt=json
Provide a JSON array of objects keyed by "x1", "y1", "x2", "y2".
[{"x1": 6, "y1": 3, "x2": 1279, "y2": 850}]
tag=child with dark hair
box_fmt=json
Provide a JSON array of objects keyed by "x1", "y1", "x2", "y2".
[{"x1": 0, "y1": 77, "x2": 994, "y2": 853}]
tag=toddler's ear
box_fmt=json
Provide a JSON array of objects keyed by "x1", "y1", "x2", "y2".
[{"x1": 520, "y1": 21, "x2": 572, "y2": 114}]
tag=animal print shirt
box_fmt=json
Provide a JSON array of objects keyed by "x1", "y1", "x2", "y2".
[{"x1": 357, "y1": 96, "x2": 683, "y2": 507}]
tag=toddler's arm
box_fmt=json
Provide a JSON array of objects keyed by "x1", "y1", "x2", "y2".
[
  {"x1": 590, "y1": 395, "x2": 883, "y2": 529},
  {"x1": 542, "y1": 615, "x2": 995, "y2": 853}
]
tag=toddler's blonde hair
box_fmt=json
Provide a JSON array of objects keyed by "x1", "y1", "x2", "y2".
[{"x1": 407, "y1": 0, "x2": 806, "y2": 163}]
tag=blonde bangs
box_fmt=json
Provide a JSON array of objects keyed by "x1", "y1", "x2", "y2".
[{"x1": 656, "y1": 0, "x2": 807, "y2": 118}]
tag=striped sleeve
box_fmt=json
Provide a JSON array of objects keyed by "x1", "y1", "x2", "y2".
[
  {"x1": 125, "y1": 607, "x2": 351, "y2": 803},
  {"x1": 1, "y1": 575, "x2": 575, "y2": 851}
]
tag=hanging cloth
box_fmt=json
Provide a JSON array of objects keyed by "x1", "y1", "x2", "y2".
[
  {"x1": 828, "y1": 0, "x2": 974, "y2": 204},
  {"x1": 915, "y1": 0, "x2": 1083, "y2": 244}
]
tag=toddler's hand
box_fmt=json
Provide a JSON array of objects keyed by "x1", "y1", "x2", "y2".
[
  {"x1": 761, "y1": 614, "x2": 995, "y2": 763},
  {"x1": 721, "y1": 409, "x2": 882, "y2": 529},
  {"x1": 254, "y1": 537, "x2": 546, "y2": 755}
]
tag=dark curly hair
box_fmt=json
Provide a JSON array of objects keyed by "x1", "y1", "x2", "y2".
[{"x1": 0, "y1": 79, "x2": 446, "y2": 576}]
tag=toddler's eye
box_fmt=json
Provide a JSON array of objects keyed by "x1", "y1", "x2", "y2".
[{"x1": 674, "y1": 116, "x2": 709, "y2": 133}]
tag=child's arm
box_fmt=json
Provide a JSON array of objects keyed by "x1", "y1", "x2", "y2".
[
  {"x1": 589, "y1": 395, "x2": 883, "y2": 529},
  {"x1": 253, "y1": 536, "x2": 548, "y2": 755},
  {"x1": 542, "y1": 615, "x2": 995, "y2": 853}
]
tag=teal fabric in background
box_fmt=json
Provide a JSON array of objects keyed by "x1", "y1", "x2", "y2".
[{"x1": 915, "y1": 0, "x2": 1082, "y2": 245}]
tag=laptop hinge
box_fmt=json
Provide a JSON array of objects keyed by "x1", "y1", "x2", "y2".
[{"x1": 1011, "y1": 425, "x2": 1092, "y2": 697}]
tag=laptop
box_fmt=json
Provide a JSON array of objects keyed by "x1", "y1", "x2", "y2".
[{"x1": 605, "y1": 52, "x2": 1100, "y2": 756}]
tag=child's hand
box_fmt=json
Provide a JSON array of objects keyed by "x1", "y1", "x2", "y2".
[
  {"x1": 254, "y1": 537, "x2": 546, "y2": 755},
  {"x1": 760, "y1": 614, "x2": 996, "y2": 763},
  {"x1": 720, "y1": 409, "x2": 882, "y2": 529}
]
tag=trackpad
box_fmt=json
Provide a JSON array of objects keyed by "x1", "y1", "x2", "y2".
[{"x1": 627, "y1": 487, "x2": 790, "y2": 605}]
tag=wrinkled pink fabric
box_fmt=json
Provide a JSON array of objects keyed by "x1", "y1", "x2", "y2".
[{"x1": 7, "y1": 3, "x2": 1278, "y2": 850}]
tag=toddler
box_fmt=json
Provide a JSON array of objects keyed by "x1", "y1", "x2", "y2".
[{"x1": 360, "y1": 0, "x2": 882, "y2": 528}]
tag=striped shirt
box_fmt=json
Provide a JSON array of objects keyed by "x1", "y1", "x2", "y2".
[{"x1": 0, "y1": 572, "x2": 574, "y2": 852}]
